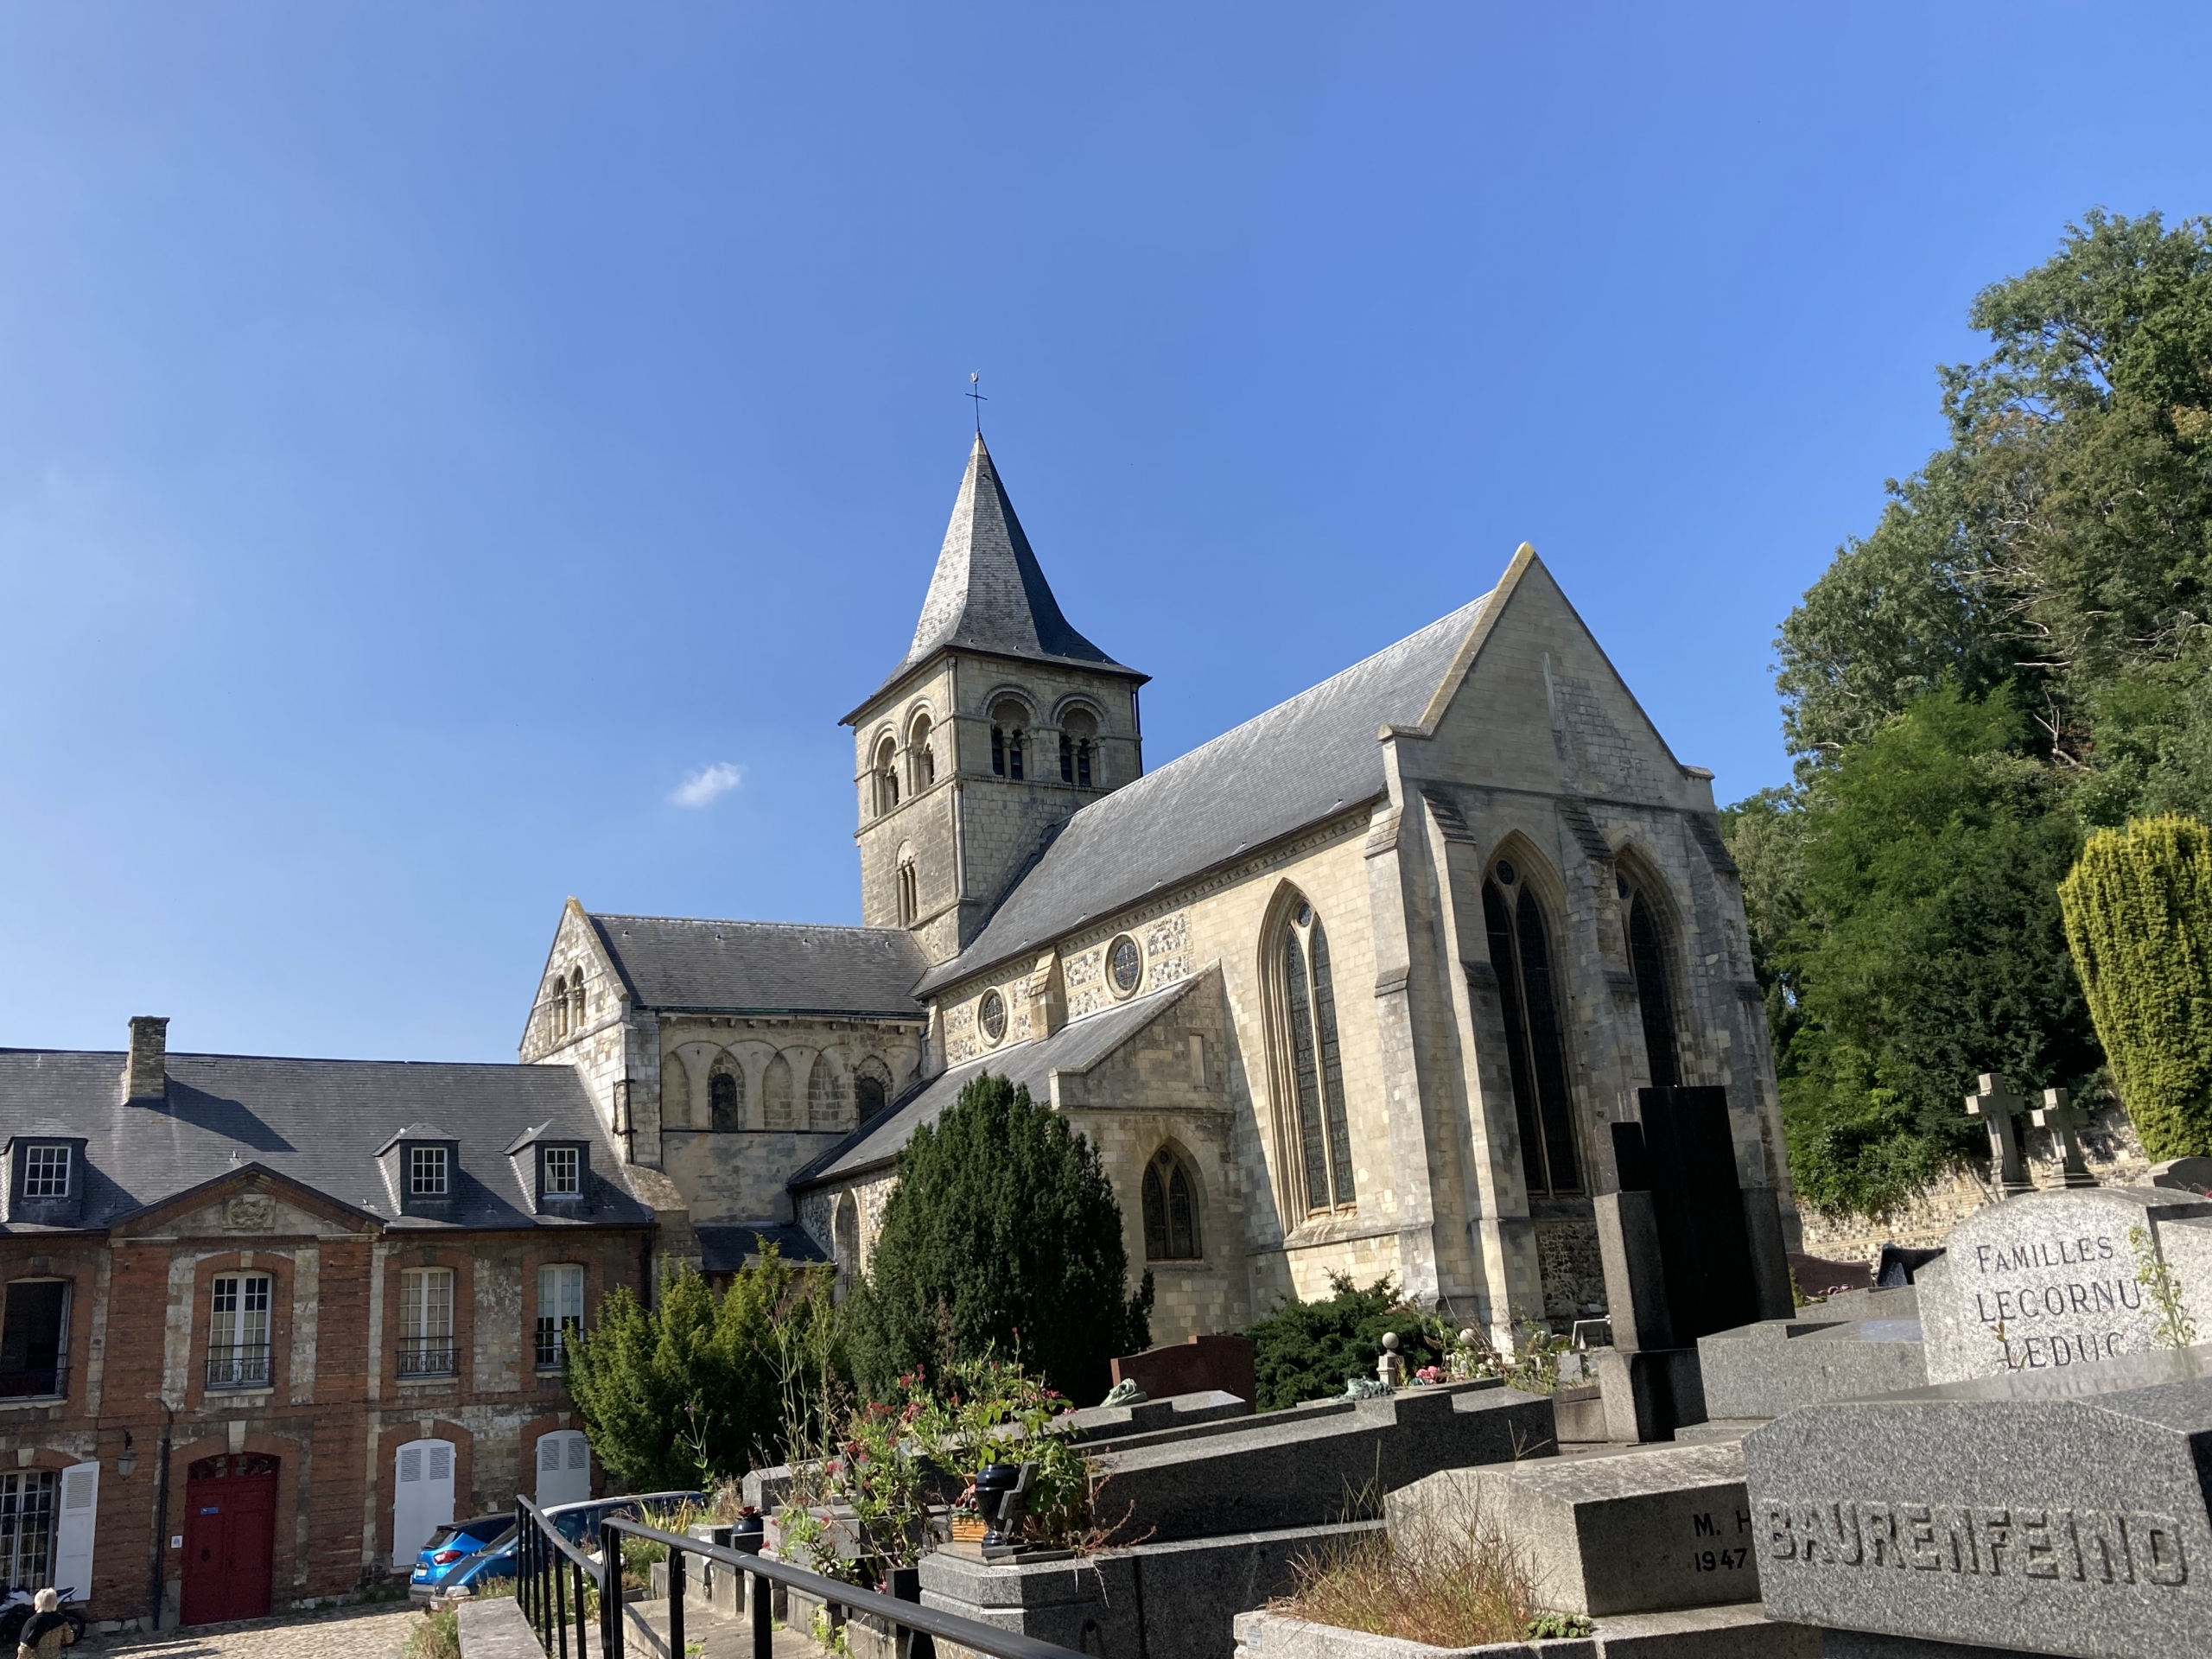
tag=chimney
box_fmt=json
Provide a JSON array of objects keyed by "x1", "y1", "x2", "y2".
[{"x1": 124, "y1": 1016, "x2": 169, "y2": 1103}]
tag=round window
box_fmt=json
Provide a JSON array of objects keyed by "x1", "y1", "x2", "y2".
[
  {"x1": 979, "y1": 989, "x2": 1007, "y2": 1044},
  {"x1": 1108, "y1": 935, "x2": 1142, "y2": 997},
  {"x1": 1496, "y1": 861, "x2": 1518, "y2": 886}
]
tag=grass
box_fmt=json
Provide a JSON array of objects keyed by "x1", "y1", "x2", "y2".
[
  {"x1": 1271, "y1": 1497, "x2": 1582, "y2": 1649},
  {"x1": 403, "y1": 1606, "x2": 461, "y2": 1659}
]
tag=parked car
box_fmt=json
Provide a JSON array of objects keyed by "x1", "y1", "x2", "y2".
[
  {"x1": 410, "y1": 1514, "x2": 518, "y2": 1601},
  {"x1": 435, "y1": 1491, "x2": 708, "y2": 1600},
  {"x1": 546, "y1": 1491, "x2": 707, "y2": 1551}
]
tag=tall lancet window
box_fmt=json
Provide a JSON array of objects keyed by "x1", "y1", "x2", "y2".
[
  {"x1": 1278, "y1": 899, "x2": 1355, "y2": 1212},
  {"x1": 1483, "y1": 862, "x2": 1582, "y2": 1197},
  {"x1": 1624, "y1": 880, "x2": 1681, "y2": 1089}
]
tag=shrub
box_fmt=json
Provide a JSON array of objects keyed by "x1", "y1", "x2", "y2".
[
  {"x1": 845, "y1": 1073, "x2": 1153, "y2": 1404},
  {"x1": 1243, "y1": 1274, "x2": 1447, "y2": 1410},
  {"x1": 404, "y1": 1607, "x2": 460, "y2": 1659},
  {"x1": 563, "y1": 1248, "x2": 841, "y2": 1491},
  {"x1": 2061, "y1": 815, "x2": 2212, "y2": 1158}
]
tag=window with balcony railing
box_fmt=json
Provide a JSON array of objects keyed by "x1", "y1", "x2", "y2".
[
  {"x1": 207, "y1": 1273, "x2": 272, "y2": 1391},
  {"x1": 398, "y1": 1267, "x2": 456, "y2": 1378}
]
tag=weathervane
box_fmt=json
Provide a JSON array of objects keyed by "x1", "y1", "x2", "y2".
[{"x1": 968, "y1": 372, "x2": 987, "y2": 433}]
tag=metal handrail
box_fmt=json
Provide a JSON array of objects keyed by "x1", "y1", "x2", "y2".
[{"x1": 513, "y1": 1493, "x2": 1093, "y2": 1659}]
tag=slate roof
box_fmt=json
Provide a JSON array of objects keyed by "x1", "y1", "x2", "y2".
[
  {"x1": 852, "y1": 435, "x2": 1141, "y2": 713},
  {"x1": 696, "y1": 1222, "x2": 831, "y2": 1274},
  {"x1": 0, "y1": 1048, "x2": 653, "y2": 1233},
  {"x1": 587, "y1": 915, "x2": 928, "y2": 1018},
  {"x1": 792, "y1": 976, "x2": 1202, "y2": 1186},
  {"x1": 916, "y1": 591, "x2": 1495, "y2": 994}
]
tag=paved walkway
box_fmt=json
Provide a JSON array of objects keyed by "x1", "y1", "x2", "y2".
[{"x1": 79, "y1": 1601, "x2": 425, "y2": 1659}]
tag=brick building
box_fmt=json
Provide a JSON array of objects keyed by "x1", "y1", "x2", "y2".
[{"x1": 0, "y1": 1017, "x2": 651, "y2": 1631}]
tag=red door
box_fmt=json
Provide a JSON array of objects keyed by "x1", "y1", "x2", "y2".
[{"x1": 181, "y1": 1454, "x2": 279, "y2": 1625}]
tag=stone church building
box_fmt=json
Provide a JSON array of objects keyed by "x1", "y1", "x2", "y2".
[{"x1": 520, "y1": 435, "x2": 1795, "y2": 1351}]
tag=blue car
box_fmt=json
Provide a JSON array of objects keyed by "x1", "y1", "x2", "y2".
[
  {"x1": 432, "y1": 1491, "x2": 708, "y2": 1601},
  {"x1": 410, "y1": 1514, "x2": 518, "y2": 1601}
]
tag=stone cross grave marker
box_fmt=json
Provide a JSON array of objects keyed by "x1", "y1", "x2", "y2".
[
  {"x1": 2034, "y1": 1086, "x2": 2098, "y2": 1188},
  {"x1": 1916, "y1": 1186, "x2": 2212, "y2": 1384},
  {"x1": 1965, "y1": 1071, "x2": 2033, "y2": 1195}
]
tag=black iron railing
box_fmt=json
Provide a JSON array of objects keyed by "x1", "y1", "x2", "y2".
[
  {"x1": 514, "y1": 1495, "x2": 1092, "y2": 1659},
  {"x1": 397, "y1": 1338, "x2": 457, "y2": 1378},
  {"x1": 205, "y1": 1346, "x2": 271, "y2": 1389},
  {"x1": 0, "y1": 1362, "x2": 67, "y2": 1400}
]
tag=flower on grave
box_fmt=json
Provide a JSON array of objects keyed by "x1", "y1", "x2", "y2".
[{"x1": 1414, "y1": 1365, "x2": 1446, "y2": 1385}]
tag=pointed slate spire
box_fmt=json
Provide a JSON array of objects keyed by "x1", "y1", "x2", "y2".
[{"x1": 899, "y1": 434, "x2": 1129, "y2": 674}]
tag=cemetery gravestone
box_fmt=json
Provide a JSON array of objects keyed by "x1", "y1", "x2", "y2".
[
  {"x1": 1744, "y1": 1344, "x2": 2212, "y2": 1659},
  {"x1": 1385, "y1": 1441, "x2": 1760, "y2": 1616},
  {"x1": 1916, "y1": 1187, "x2": 2212, "y2": 1385},
  {"x1": 2032, "y1": 1088, "x2": 2096, "y2": 1188}
]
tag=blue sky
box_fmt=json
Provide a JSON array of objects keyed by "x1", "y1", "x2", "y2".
[{"x1": 3, "y1": 4, "x2": 2209, "y2": 1062}]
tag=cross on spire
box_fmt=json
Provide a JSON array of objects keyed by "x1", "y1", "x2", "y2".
[
  {"x1": 2032, "y1": 1086, "x2": 2098, "y2": 1188},
  {"x1": 1965, "y1": 1073, "x2": 2033, "y2": 1196},
  {"x1": 967, "y1": 372, "x2": 987, "y2": 433}
]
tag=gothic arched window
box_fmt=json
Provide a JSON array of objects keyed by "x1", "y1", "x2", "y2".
[
  {"x1": 1624, "y1": 880, "x2": 1681, "y2": 1089},
  {"x1": 808, "y1": 1053, "x2": 845, "y2": 1131},
  {"x1": 550, "y1": 976, "x2": 569, "y2": 1042},
  {"x1": 1483, "y1": 862, "x2": 1582, "y2": 1196},
  {"x1": 1141, "y1": 1149, "x2": 1201, "y2": 1260},
  {"x1": 709, "y1": 1055, "x2": 744, "y2": 1132},
  {"x1": 1277, "y1": 899, "x2": 1356, "y2": 1213},
  {"x1": 569, "y1": 969, "x2": 587, "y2": 1032},
  {"x1": 896, "y1": 855, "x2": 918, "y2": 926},
  {"x1": 1060, "y1": 709, "x2": 1097, "y2": 787}
]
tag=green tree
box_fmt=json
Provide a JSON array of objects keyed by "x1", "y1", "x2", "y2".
[
  {"x1": 1241, "y1": 1274, "x2": 1446, "y2": 1411},
  {"x1": 2060, "y1": 816, "x2": 2212, "y2": 1158},
  {"x1": 563, "y1": 1249, "x2": 838, "y2": 1491},
  {"x1": 1741, "y1": 688, "x2": 2101, "y2": 1217},
  {"x1": 845, "y1": 1072, "x2": 1153, "y2": 1406}
]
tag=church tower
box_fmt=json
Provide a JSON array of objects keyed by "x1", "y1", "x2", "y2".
[{"x1": 845, "y1": 435, "x2": 1147, "y2": 965}]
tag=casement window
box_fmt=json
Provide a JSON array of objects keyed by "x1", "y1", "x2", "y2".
[
  {"x1": 0, "y1": 1281, "x2": 68, "y2": 1399},
  {"x1": 535, "y1": 1265, "x2": 585, "y2": 1370},
  {"x1": 207, "y1": 1273, "x2": 272, "y2": 1389},
  {"x1": 541, "y1": 1146, "x2": 580, "y2": 1197},
  {"x1": 398, "y1": 1268, "x2": 456, "y2": 1377},
  {"x1": 20, "y1": 1147, "x2": 69, "y2": 1200},
  {"x1": 409, "y1": 1146, "x2": 448, "y2": 1198},
  {"x1": 0, "y1": 1471, "x2": 56, "y2": 1589},
  {"x1": 1484, "y1": 861, "x2": 1583, "y2": 1198}
]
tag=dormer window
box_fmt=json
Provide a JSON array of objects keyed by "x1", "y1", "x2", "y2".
[
  {"x1": 21, "y1": 1147, "x2": 69, "y2": 1201},
  {"x1": 542, "y1": 1146, "x2": 580, "y2": 1198},
  {"x1": 410, "y1": 1146, "x2": 449, "y2": 1198}
]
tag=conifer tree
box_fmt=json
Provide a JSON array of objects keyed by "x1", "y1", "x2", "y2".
[
  {"x1": 563, "y1": 1249, "x2": 837, "y2": 1490},
  {"x1": 2060, "y1": 815, "x2": 2212, "y2": 1159},
  {"x1": 846, "y1": 1072, "x2": 1153, "y2": 1405}
]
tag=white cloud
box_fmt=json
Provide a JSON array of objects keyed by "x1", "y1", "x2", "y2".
[{"x1": 670, "y1": 761, "x2": 744, "y2": 808}]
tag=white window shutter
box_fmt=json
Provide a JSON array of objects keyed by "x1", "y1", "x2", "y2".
[
  {"x1": 52, "y1": 1463, "x2": 96, "y2": 1603},
  {"x1": 568, "y1": 1436, "x2": 588, "y2": 1471},
  {"x1": 539, "y1": 1438, "x2": 563, "y2": 1474}
]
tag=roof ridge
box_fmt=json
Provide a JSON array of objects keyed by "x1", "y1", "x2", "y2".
[
  {"x1": 0, "y1": 1047, "x2": 573, "y2": 1070},
  {"x1": 587, "y1": 913, "x2": 911, "y2": 938}
]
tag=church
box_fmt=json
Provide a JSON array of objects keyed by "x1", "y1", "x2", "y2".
[{"x1": 518, "y1": 435, "x2": 1796, "y2": 1352}]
